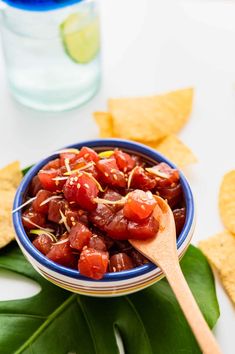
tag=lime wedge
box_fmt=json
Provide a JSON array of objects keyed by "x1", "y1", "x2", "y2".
[{"x1": 60, "y1": 13, "x2": 100, "y2": 64}]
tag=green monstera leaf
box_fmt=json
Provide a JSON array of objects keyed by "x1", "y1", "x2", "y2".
[{"x1": 0, "y1": 243, "x2": 219, "y2": 354}]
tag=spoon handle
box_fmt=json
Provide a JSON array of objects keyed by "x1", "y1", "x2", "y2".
[{"x1": 159, "y1": 259, "x2": 222, "y2": 354}]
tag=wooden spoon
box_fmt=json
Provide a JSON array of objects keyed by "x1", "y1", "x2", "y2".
[{"x1": 129, "y1": 196, "x2": 221, "y2": 354}]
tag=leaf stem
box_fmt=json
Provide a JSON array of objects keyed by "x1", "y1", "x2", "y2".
[{"x1": 15, "y1": 294, "x2": 76, "y2": 354}]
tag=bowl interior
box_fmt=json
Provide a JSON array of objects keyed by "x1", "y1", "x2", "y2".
[{"x1": 13, "y1": 139, "x2": 194, "y2": 282}]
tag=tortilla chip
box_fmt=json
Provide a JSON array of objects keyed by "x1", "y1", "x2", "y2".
[
  {"x1": 93, "y1": 112, "x2": 114, "y2": 138},
  {"x1": 199, "y1": 231, "x2": 235, "y2": 305},
  {"x1": 219, "y1": 170, "x2": 235, "y2": 234},
  {"x1": 148, "y1": 135, "x2": 197, "y2": 167},
  {"x1": 108, "y1": 88, "x2": 193, "y2": 142},
  {"x1": 0, "y1": 161, "x2": 22, "y2": 248},
  {"x1": 0, "y1": 161, "x2": 22, "y2": 190}
]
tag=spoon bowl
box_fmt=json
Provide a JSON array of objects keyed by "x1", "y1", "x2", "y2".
[{"x1": 130, "y1": 196, "x2": 177, "y2": 267}]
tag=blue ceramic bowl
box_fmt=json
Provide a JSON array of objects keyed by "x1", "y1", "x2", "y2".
[{"x1": 13, "y1": 139, "x2": 195, "y2": 297}]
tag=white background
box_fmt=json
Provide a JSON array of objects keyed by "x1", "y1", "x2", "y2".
[{"x1": 0, "y1": 0, "x2": 235, "y2": 353}]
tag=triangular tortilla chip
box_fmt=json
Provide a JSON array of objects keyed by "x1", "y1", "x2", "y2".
[
  {"x1": 219, "y1": 170, "x2": 235, "y2": 234},
  {"x1": 0, "y1": 161, "x2": 22, "y2": 248},
  {"x1": 148, "y1": 135, "x2": 197, "y2": 167},
  {"x1": 108, "y1": 88, "x2": 193, "y2": 142},
  {"x1": 93, "y1": 112, "x2": 114, "y2": 138},
  {"x1": 199, "y1": 231, "x2": 235, "y2": 306},
  {"x1": 0, "y1": 161, "x2": 22, "y2": 190}
]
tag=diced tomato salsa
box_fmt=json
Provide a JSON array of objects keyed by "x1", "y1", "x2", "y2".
[{"x1": 22, "y1": 147, "x2": 186, "y2": 280}]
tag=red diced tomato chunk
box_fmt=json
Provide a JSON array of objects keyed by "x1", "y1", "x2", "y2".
[
  {"x1": 77, "y1": 147, "x2": 99, "y2": 163},
  {"x1": 63, "y1": 172, "x2": 99, "y2": 211},
  {"x1": 78, "y1": 247, "x2": 109, "y2": 280},
  {"x1": 105, "y1": 209, "x2": 128, "y2": 240},
  {"x1": 109, "y1": 253, "x2": 134, "y2": 272},
  {"x1": 102, "y1": 188, "x2": 123, "y2": 202},
  {"x1": 129, "y1": 166, "x2": 156, "y2": 191},
  {"x1": 38, "y1": 169, "x2": 65, "y2": 192},
  {"x1": 173, "y1": 208, "x2": 186, "y2": 236},
  {"x1": 96, "y1": 157, "x2": 126, "y2": 188},
  {"x1": 22, "y1": 208, "x2": 46, "y2": 230},
  {"x1": 88, "y1": 234, "x2": 107, "y2": 252},
  {"x1": 29, "y1": 176, "x2": 43, "y2": 197},
  {"x1": 60, "y1": 152, "x2": 79, "y2": 167},
  {"x1": 69, "y1": 222, "x2": 92, "y2": 251},
  {"x1": 128, "y1": 215, "x2": 159, "y2": 239},
  {"x1": 33, "y1": 234, "x2": 53, "y2": 255},
  {"x1": 123, "y1": 190, "x2": 156, "y2": 221},
  {"x1": 114, "y1": 150, "x2": 136, "y2": 172},
  {"x1": 32, "y1": 190, "x2": 53, "y2": 214},
  {"x1": 68, "y1": 158, "x2": 99, "y2": 179},
  {"x1": 65, "y1": 210, "x2": 79, "y2": 228},
  {"x1": 151, "y1": 162, "x2": 180, "y2": 188},
  {"x1": 83, "y1": 163, "x2": 99, "y2": 180},
  {"x1": 102, "y1": 188, "x2": 124, "y2": 212},
  {"x1": 47, "y1": 239, "x2": 75, "y2": 267},
  {"x1": 67, "y1": 158, "x2": 86, "y2": 172},
  {"x1": 78, "y1": 211, "x2": 89, "y2": 226},
  {"x1": 42, "y1": 158, "x2": 61, "y2": 171},
  {"x1": 157, "y1": 183, "x2": 182, "y2": 208},
  {"x1": 89, "y1": 204, "x2": 114, "y2": 231},
  {"x1": 48, "y1": 199, "x2": 68, "y2": 223}
]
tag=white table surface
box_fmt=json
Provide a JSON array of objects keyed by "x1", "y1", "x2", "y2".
[{"x1": 0, "y1": 0, "x2": 235, "y2": 353}]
